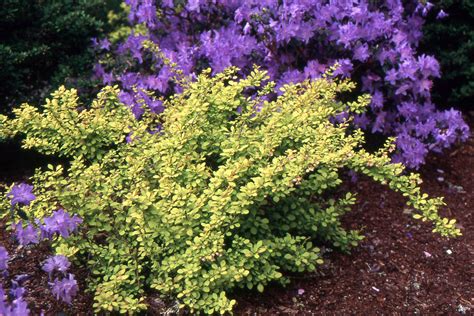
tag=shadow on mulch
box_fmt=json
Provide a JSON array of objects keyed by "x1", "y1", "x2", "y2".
[{"x1": 0, "y1": 117, "x2": 472, "y2": 315}]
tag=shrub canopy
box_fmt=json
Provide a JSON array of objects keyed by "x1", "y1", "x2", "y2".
[{"x1": 0, "y1": 68, "x2": 459, "y2": 314}]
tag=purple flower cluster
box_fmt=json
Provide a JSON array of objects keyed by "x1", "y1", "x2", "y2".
[
  {"x1": 50, "y1": 274, "x2": 78, "y2": 305},
  {"x1": 0, "y1": 273, "x2": 30, "y2": 315},
  {"x1": 40, "y1": 209, "x2": 83, "y2": 239},
  {"x1": 7, "y1": 184, "x2": 35, "y2": 207},
  {"x1": 14, "y1": 222, "x2": 39, "y2": 246},
  {"x1": 42, "y1": 256, "x2": 78, "y2": 305},
  {"x1": 94, "y1": 0, "x2": 469, "y2": 168},
  {"x1": 0, "y1": 244, "x2": 79, "y2": 314},
  {"x1": 42, "y1": 255, "x2": 71, "y2": 277},
  {"x1": 14, "y1": 209, "x2": 82, "y2": 246},
  {"x1": 0, "y1": 288, "x2": 30, "y2": 315}
]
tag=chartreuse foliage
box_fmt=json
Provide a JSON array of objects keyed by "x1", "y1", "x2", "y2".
[
  {"x1": 0, "y1": 86, "x2": 136, "y2": 161},
  {"x1": 0, "y1": 67, "x2": 460, "y2": 314}
]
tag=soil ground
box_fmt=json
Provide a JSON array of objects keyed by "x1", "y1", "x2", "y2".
[{"x1": 1, "y1": 117, "x2": 472, "y2": 315}]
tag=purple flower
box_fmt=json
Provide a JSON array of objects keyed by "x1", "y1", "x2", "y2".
[
  {"x1": 243, "y1": 22, "x2": 251, "y2": 35},
  {"x1": 98, "y1": 38, "x2": 111, "y2": 51},
  {"x1": 348, "y1": 170, "x2": 358, "y2": 183},
  {"x1": 353, "y1": 43, "x2": 369, "y2": 62},
  {"x1": 394, "y1": 133, "x2": 429, "y2": 169},
  {"x1": 332, "y1": 59, "x2": 353, "y2": 78},
  {"x1": 417, "y1": 55, "x2": 440, "y2": 78},
  {"x1": 93, "y1": 63, "x2": 105, "y2": 79},
  {"x1": 0, "y1": 247, "x2": 8, "y2": 271},
  {"x1": 42, "y1": 255, "x2": 71, "y2": 276},
  {"x1": 149, "y1": 99, "x2": 165, "y2": 114},
  {"x1": 370, "y1": 90, "x2": 384, "y2": 109},
  {"x1": 136, "y1": 0, "x2": 158, "y2": 28},
  {"x1": 200, "y1": 23, "x2": 260, "y2": 73},
  {"x1": 102, "y1": 72, "x2": 114, "y2": 85},
  {"x1": 354, "y1": 113, "x2": 370, "y2": 129},
  {"x1": 304, "y1": 60, "x2": 326, "y2": 80},
  {"x1": 436, "y1": 10, "x2": 448, "y2": 20},
  {"x1": 0, "y1": 286, "x2": 11, "y2": 315},
  {"x1": 91, "y1": 37, "x2": 99, "y2": 47},
  {"x1": 277, "y1": 69, "x2": 305, "y2": 92},
  {"x1": 13, "y1": 274, "x2": 29, "y2": 284},
  {"x1": 42, "y1": 209, "x2": 82, "y2": 239},
  {"x1": 8, "y1": 183, "x2": 36, "y2": 207},
  {"x1": 14, "y1": 222, "x2": 39, "y2": 246},
  {"x1": 50, "y1": 274, "x2": 78, "y2": 305},
  {"x1": 337, "y1": 22, "x2": 359, "y2": 48},
  {"x1": 130, "y1": 103, "x2": 146, "y2": 119},
  {"x1": 11, "y1": 297, "x2": 29, "y2": 315},
  {"x1": 416, "y1": 1, "x2": 434, "y2": 17},
  {"x1": 162, "y1": 0, "x2": 174, "y2": 8},
  {"x1": 187, "y1": 0, "x2": 201, "y2": 13},
  {"x1": 126, "y1": 132, "x2": 134, "y2": 144},
  {"x1": 149, "y1": 124, "x2": 163, "y2": 135},
  {"x1": 10, "y1": 284, "x2": 25, "y2": 301},
  {"x1": 118, "y1": 91, "x2": 135, "y2": 108},
  {"x1": 144, "y1": 75, "x2": 168, "y2": 93},
  {"x1": 120, "y1": 73, "x2": 139, "y2": 89},
  {"x1": 384, "y1": 68, "x2": 399, "y2": 85}
]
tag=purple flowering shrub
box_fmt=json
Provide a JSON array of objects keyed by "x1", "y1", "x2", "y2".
[
  {"x1": 94, "y1": 0, "x2": 469, "y2": 168},
  {"x1": 0, "y1": 183, "x2": 81, "y2": 314}
]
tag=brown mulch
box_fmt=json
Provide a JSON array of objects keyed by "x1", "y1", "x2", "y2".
[
  {"x1": 234, "y1": 120, "x2": 474, "y2": 315},
  {"x1": 0, "y1": 232, "x2": 93, "y2": 315},
  {"x1": 0, "y1": 118, "x2": 472, "y2": 315}
]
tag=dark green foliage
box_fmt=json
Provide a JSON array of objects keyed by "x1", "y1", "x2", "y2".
[
  {"x1": 422, "y1": 0, "x2": 474, "y2": 108},
  {"x1": 0, "y1": 0, "x2": 119, "y2": 111}
]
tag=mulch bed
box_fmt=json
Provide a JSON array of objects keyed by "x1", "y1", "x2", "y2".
[
  {"x1": 1, "y1": 117, "x2": 472, "y2": 315},
  {"x1": 0, "y1": 233, "x2": 93, "y2": 315},
  {"x1": 235, "y1": 117, "x2": 474, "y2": 315}
]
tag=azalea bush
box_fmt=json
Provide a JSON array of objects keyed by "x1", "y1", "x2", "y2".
[
  {"x1": 0, "y1": 67, "x2": 460, "y2": 314},
  {"x1": 92, "y1": 0, "x2": 469, "y2": 169}
]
